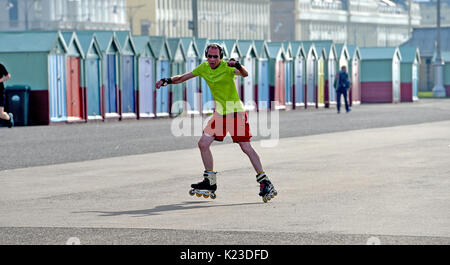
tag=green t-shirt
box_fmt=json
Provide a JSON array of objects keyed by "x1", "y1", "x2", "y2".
[{"x1": 192, "y1": 61, "x2": 245, "y2": 115}]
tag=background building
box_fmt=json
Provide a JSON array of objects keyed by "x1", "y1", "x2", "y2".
[
  {"x1": 270, "y1": 0, "x2": 296, "y2": 42},
  {"x1": 271, "y1": 0, "x2": 421, "y2": 46},
  {"x1": 0, "y1": 0, "x2": 128, "y2": 31},
  {"x1": 417, "y1": 0, "x2": 450, "y2": 27},
  {"x1": 127, "y1": 0, "x2": 271, "y2": 40}
]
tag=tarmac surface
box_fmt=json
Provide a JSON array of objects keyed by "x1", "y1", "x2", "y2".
[{"x1": 0, "y1": 99, "x2": 449, "y2": 245}]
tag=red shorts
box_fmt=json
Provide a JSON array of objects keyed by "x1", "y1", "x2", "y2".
[{"x1": 203, "y1": 112, "x2": 252, "y2": 143}]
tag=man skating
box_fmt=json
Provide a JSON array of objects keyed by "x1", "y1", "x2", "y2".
[{"x1": 155, "y1": 43, "x2": 277, "y2": 203}]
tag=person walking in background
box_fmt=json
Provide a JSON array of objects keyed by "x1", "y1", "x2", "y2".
[
  {"x1": 334, "y1": 65, "x2": 351, "y2": 114},
  {"x1": 0, "y1": 63, "x2": 14, "y2": 128}
]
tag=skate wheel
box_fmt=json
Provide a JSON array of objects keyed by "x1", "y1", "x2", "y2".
[
  {"x1": 210, "y1": 193, "x2": 217, "y2": 199},
  {"x1": 262, "y1": 196, "x2": 268, "y2": 203},
  {"x1": 189, "y1": 190, "x2": 195, "y2": 196},
  {"x1": 203, "y1": 194, "x2": 210, "y2": 199},
  {"x1": 196, "y1": 192, "x2": 202, "y2": 197}
]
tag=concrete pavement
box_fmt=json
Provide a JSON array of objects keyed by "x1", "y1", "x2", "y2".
[{"x1": 1, "y1": 119, "x2": 449, "y2": 244}]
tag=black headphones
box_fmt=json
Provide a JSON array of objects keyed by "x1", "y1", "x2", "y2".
[{"x1": 205, "y1": 43, "x2": 224, "y2": 59}]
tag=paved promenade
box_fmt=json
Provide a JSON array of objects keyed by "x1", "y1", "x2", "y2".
[
  {"x1": 1, "y1": 99, "x2": 449, "y2": 245},
  {"x1": 0, "y1": 104, "x2": 450, "y2": 244}
]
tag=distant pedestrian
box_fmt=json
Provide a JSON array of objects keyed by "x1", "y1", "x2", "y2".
[
  {"x1": 334, "y1": 65, "x2": 351, "y2": 114},
  {"x1": 0, "y1": 63, "x2": 14, "y2": 128}
]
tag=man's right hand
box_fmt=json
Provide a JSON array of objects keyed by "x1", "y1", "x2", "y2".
[
  {"x1": 155, "y1": 78, "x2": 172, "y2": 89},
  {"x1": 155, "y1": 79, "x2": 164, "y2": 89}
]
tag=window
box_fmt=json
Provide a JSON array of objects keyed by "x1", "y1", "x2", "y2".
[{"x1": 8, "y1": 0, "x2": 18, "y2": 27}]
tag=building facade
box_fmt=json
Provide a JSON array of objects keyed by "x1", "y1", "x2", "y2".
[
  {"x1": 418, "y1": 0, "x2": 450, "y2": 27},
  {"x1": 127, "y1": 0, "x2": 271, "y2": 40},
  {"x1": 0, "y1": 0, "x2": 128, "y2": 31},
  {"x1": 280, "y1": 0, "x2": 422, "y2": 46},
  {"x1": 270, "y1": 0, "x2": 296, "y2": 42}
]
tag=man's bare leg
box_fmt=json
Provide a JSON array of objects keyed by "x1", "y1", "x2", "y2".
[
  {"x1": 238, "y1": 141, "x2": 263, "y2": 173},
  {"x1": 198, "y1": 134, "x2": 216, "y2": 171}
]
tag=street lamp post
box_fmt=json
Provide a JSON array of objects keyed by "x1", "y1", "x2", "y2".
[
  {"x1": 432, "y1": 0, "x2": 446, "y2": 97},
  {"x1": 192, "y1": 0, "x2": 198, "y2": 38}
]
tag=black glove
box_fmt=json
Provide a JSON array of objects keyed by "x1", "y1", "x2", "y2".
[
  {"x1": 159, "y1": 77, "x2": 172, "y2": 86},
  {"x1": 229, "y1": 59, "x2": 242, "y2": 70}
]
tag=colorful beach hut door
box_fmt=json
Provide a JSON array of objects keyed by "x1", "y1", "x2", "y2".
[
  {"x1": 66, "y1": 57, "x2": 83, "y2": 121},
  {"x1": 412, "y1": 62, "x2": 418, "y2": 101},
  {"x1": 105, "y1": 54, "x2": 118, "y2": 115},
  {"x1": 352, "y1": 57, "x2": 361, "y2": 104},
  {"x1": 275, "y1": 60, "x2": 286, "y2": 109},
  {"x1": 139, "y1": 57, "x2": 154, "y2": 118},
  {"x1": 306, "y1": 57, "x2": 316, "y2": 107},
  {"x1": 156, "y1": 60, "x2": 170, "y2": 116},
  {"x1": 329, "y1": 58, "x2": 337, "y2": 105},
  {"x1": 258, "y1": 60, "x2": 269, "y2": 110},
  {"x1": 186, "y1": 57, "x2": 199, "y2": 115},
  {"x1": 49, "y1": 55, "x2": 67, "y2": 122},
  {"x1": 317, "y1": 58, "x2": 325, "y2": 107},
  {"x1": 171, "y1": 61, "x2": 185, "y2": 116},
  {"x1": 285, "y1": 59, "x2": 293, "y2": 107},
  {"x1": 121, "y1": 55, "x2": 136, "y2": 116},
  {"x1": 243, "y1": 56, "x2": 256, "y2": 110},
  {"x1": 393, "y1": 56, "x2": 401, "y2": 103},
  {"x1": 295, "y1": 57, "x2": 305, "y2": 107},
  {"x1": 86, "y1": 59, "x2": 101, "y2": 119}
]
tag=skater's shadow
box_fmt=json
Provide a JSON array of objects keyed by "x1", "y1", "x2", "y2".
[{"x1": 74, "y1": 201, "x2": 260, "y2": 217}]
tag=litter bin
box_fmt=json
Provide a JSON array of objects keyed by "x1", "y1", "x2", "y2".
[{"x1": 5, "y1": 85, "x2": 30, "y2": 126}]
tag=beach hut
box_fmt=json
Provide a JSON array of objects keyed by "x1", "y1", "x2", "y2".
[
  {"x1": 283, "y1": 42, "x2": 295, "y2": 109},
  {"x1": 0, "y1": 31, "x2": 68, "y2": 125},
  {"x1": 167, "y1": 38, "x2": 186, "y2": 116},
  {"x1": 347, "y1": 45, "x2": 361, "y2": 105},
  {"x1": 254, "y1": 40, "x2": 270, "y2": 111},
  {"x1": 307, "y1": 41, "x2": 337, "y2": 108},
  {"x1": 399, "y1": 46, "x2": 421, "y2": 102},
  {"x1": 133, "y1": 35, "x2": 156, "y2": 119},
  {"x1": 76, "y1": 32, "x2": 104, "y2": 121},
  {"x1": 360, "y1": 47, "x2": 402, "y2": 103},
  {"x1": 302, "y1": 42, "x2": 318, "y2": 108},
  {"x1": 443, "y1": 52, "x2": 450, "y2": 97},
  {"x1": 290, "y1": 42, "x2": 306, "y2": 109},
  {"x1": 195, "y1": 38, "x2": 214, "y2": 114},
  {"x1": 92, "y1": 31, "x2": 121, "y2": 120},
  {"x1": 266, "y1": 42, "x2": 286, "y2": 110},
  {"x1": 116, "y1": 31, "x2": 138, "y2": 120},
  {"x1": 180, "y1": 37, "x2": 201, "y2": 115},
  {"x1": 149, "y1": 36, "x2": 172, "y2": 117},
  {"x1": 237, "y1": 40, "x2": 258, "y2": 111},
  {"x1": 62, "y1": 32, "x2": 85, "y2": 122}
]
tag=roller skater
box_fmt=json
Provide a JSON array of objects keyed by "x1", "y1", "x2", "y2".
[
  {"x1": 156, "y1": 43, "x2": 277, "y2": 203},
  {"x1": 189, "y1": 171, "x2": 217, "y2": 200}
]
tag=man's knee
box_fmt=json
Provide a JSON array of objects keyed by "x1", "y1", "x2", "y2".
[{"x1": 198, "y1": 138, "x2": 212, "y2": 150}]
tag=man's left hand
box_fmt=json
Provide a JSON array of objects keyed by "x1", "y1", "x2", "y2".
[{"x1": 227, "y1": 58, "x2": 236, "y2": 67}]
